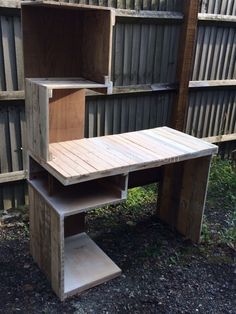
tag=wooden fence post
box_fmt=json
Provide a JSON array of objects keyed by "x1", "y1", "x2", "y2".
[{"x1": 171, "y1": 0, "x2": 199, "y2": 131}]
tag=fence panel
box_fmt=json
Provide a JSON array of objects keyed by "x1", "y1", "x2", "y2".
[{"x1": 186, "y1": 88, "x2": 236, "y2": 138}]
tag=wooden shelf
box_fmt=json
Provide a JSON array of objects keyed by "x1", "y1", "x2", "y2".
[
  {"x1": 64, "y1": 233, "x2": 121, "y2": 298},
  {"x1": 28, "y1": 165, "x2": 128, "y2": 217},
  {"x1": 22, "y1": 2, "x2": 114, "y2": 84},
  {"x1": 27, "y1": 77, "x2": 112, "y2": 91}
]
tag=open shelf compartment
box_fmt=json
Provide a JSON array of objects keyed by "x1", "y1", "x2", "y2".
[
  {"x1": 64, "y1": 233, "x2": 121, "y2": 298},
  {"x1": 22, "y1": 1, "x2": 114, "y2": 84},
  {"x1": 28, "y1": 182, "x2": 121, "y2": 300},
  {"x1": 28, "y1": 156, "x2": 128, "y2": 216},
  {"x1": 25, "y1": 77, "x2": 112, "y2": 162}
]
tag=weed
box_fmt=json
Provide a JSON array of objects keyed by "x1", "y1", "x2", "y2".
[
  {"x1": 124, "y1": 184, "x2": 157, "y2": 210},
  {"x1": 207, "y1": 157, "x2": 236, "y2": 210},
  {"x1": 201, "y1": 218, "x2": 212, "y2": 243},
  {"x1": 219, "y1": 209, "x2": 236, "y2": 250}
]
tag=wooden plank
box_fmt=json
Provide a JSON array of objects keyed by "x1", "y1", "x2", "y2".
[
  {"x1": 28, "y1": 174, "x2": 127, "y2": 217},
  {"x1": 0, "y1": 91, "x2": 24, "y2": 100},
  {"x1": 38, "y1": 85, "x2": 49, "y2": 161},
  {"x1": 49, "y1": 89, "x2": 85, "y2": 143},
  {"x1": 122, "y1": 131, "x2": 191, "y2": 157},
  {"x1": 49, "y1": 145, "x2": 88, "y2": 176},
  {"x1": 154, "y1": 127, "x2": 216, "y2": 152},
  {"x1": 50, "y1": 208, "x2": 63, "y2": 299},
  {"x1": 65, "y1": 140, "x2": 116, "y2": 171},
  {"x1": 0, "y1": 170, "x2": 26, "y2": 183},
  {"x1": 71, "y1": 139, "x2": 128, "y2": 167},
  {"x1": 43, "y1": 127, "x2": 218, "y2": 185},
  {"x1": 70, "y1": 138, "x2": 124, "y2": 168},
  {"x1": 189, "y1": 79, "x2": 236, "y2": 89},
  {"x1": 0, "y1": 1, "x2": 20, "y2": 8},
  {"x1": 21, "y1": 0, "x2": 111, "y2": 11},
  {"x1": 30, "y1": 78, "x2": 110, "y2": 90},
  {"x1": 89, "y1": 136, "x2": 136, "y2": 165},
  {"x1": 25, "y1": 83, "x2": 49, "y2": 162},
  {"x1": 202, "y1": 133, "x2": 236, "y2": 143},
  {"x1": 198, "y1": 13, "x2": 236, "y2": 24},
  {"x1": 64, "y1": 233, "x2": 121, "y2": 298},
  {"x1": 171, "y1": 0, "x2": 199, "y2": 131},
  {"x1": 82, "y1": 10, "x2": 113, "y2": 83},
  {"x1": 115, "y1": 9, "x2": 183, "y2": 22},
  {"x1": 161, "y1": 127, "x2": 218, "y2": 152},
  {"x1": 158, "y1": 156, "x2": 212, "y2": 243},
  {"x1": 59, "y1": 142, "x2": 98, "y2": 173}
]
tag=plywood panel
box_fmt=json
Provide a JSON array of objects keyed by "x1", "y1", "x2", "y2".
[
  {"x1": 82, "y1": 10, "x2": 113, "y2": 83},
  {"x1": 22, "y1": 4, "x2": 112, "y2": 82},
  {"x1": 49, "y1": 89, "x2": 85, "y2": 143},
  {"x1": 22, "y1": 5, "x2": 83, "y2": 78},
  {"x1": 64, "y1": 233, "x2": 121, "y2": 297}
]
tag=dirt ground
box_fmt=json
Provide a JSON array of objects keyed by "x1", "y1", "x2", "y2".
[{"x1": 0, "y1": 196, "x2": 235, "y2": 314}]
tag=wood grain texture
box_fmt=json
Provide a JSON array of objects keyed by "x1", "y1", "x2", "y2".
[
  {"x1": 44, "y1": 127, "x2": 217, "y2": 185},
  {"x1": 22, "y1": 4, "x2": 112, "y2": 83},
  {"x1": 28, "y1": 172, "x2": 128, "y2": 217},
  {"x1": 28, "y1": 184, "x2": 121, "y2": 300},
  {"x1": 49, "y1": 89, "x2": 85, "y2": 143},
  {"x1": 25, "y1": 81, "x2": 49, "y2": 161},
  {"x1": 171, "y1": 0, "x2": 199, "y2": 131},
  {"x1": 158, "y1": 155, "x2": 212, "y2": 243},
  {"x1": 28, "y1": 185, "x2": 64, "y2": 299},
  {"x1": 64, "y1": 233, "x2": 121, "y2": 298}
]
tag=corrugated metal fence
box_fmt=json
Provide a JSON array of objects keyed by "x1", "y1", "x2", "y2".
[{"x1": 0, "y1": 0, "x2": 235, "y2": 209}]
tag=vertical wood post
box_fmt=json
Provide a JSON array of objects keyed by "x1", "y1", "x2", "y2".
[
  {"x1": 158, "y1": 156, "x2": 212, "y2": 243},
  {"x1": 171, "y1": 0, "x2": 199, "y2": 131}
]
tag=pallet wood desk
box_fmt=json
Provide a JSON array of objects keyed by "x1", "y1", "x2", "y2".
[
  {"x1": 28, "y1": 126, "x2": 217, "y2": 300},
  {"x1": 22, "y1": 1, "x2": 218, "y2": 301}
]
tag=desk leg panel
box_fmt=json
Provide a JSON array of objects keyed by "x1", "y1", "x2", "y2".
[
  {"x1": 29, "y1": 185, "x2": 64, "y2": 299},
  {"x1": 158, "y1": 156, "x2": 212, "y2": 243}
]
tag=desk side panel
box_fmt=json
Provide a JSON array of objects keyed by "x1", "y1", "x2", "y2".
[
  {"x1": 25, "y1": 80, "x2": 49, "y2": 162},
  {"x1": 29, "y1": 184, "x2": 64, "y2": 299}
]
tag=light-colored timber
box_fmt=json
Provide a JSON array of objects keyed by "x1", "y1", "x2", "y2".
[
  {"x1": 23, "y1": 0, "x2": 218, "y2": 301},
  {"x1": 25, "y1": 78, "x2": 112, "y2": 162},
  {"x1": 31, "y1": 126, "x2": 218, "y2": 186},
  {"x1": 29, "y1": 185, "x2": 121, "y2": 300},
  {"x1": 28, "y1": 172, "x2": 128, "y2": 217},
  {"x1": 64, "y1": 233, "x2": 121, "y2": 298}
]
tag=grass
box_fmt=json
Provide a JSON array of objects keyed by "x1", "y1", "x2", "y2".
[
  {"x1": 202, "y1": 157, "x2": 236, "y2": 248},
  {"x1": 206, "y1": 157, "x2": 236, "y2": 210},
  {"x1": 90, "y1": 157, "x2": 236, "y2": 249}
]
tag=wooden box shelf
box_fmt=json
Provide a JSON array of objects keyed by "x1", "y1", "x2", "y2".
[
  {"x1": 29, "y1": 183, "x2": 121, "y2": 301},
  {"x1": 21, "y1": 1, "x2": 114, "y2": 84},
  {"x1": 64, "y1": 233, "x2": 121, "y2": 299},
  {"x1": 25, "y1": 78, "x2": 112, "y2": 163},
  {"x1": 28, "y1": 156, "x2": 128, "y2": 216}
]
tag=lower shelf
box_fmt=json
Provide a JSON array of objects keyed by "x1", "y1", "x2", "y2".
[{"x1": 64, "y1": 233, "x2": 121, "y2": 298}]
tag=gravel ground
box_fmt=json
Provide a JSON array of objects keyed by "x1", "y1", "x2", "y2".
[{"x1": 0, "y1": 201, "x2": 235, "y2": 314}]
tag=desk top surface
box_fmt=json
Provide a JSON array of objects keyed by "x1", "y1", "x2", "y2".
[{"x1": 43, "y1": 127, "x2": 218, "y2": 185}]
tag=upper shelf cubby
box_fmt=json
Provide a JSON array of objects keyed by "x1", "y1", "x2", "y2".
[{"x1": 21, "y1": 1, "x2": 114, "y2": 84}]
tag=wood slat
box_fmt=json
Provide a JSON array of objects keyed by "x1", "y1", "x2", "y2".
[{"x1": 44, "y1": 127, "x2": 218, "y2": 185}]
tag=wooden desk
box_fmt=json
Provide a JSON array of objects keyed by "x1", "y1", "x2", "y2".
[{"x1": 28, "y1": 126, "x2": 217, "y2": 300}]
